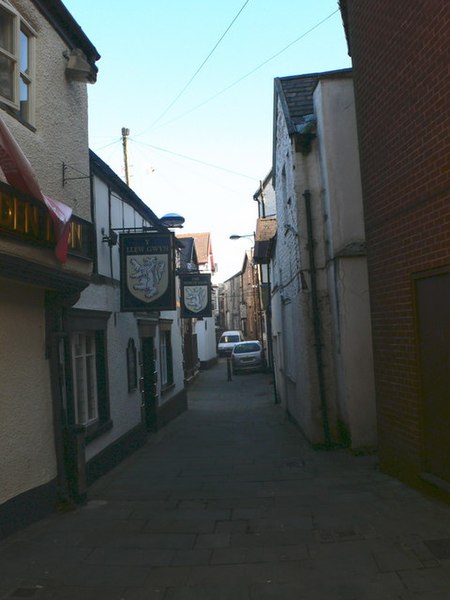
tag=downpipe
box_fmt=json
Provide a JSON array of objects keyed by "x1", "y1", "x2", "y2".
[{"x1": 303, "y1": 189, "x2": 332, "y2": 448}]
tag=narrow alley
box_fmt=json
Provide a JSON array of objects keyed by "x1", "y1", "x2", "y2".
[{"x1": 1, "y1": 361, "x2": 450, "y2": 600}]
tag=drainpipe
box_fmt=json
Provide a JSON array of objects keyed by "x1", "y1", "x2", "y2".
[{"x1": 303, "y1": 189, "x2": 331, "y2": 447}]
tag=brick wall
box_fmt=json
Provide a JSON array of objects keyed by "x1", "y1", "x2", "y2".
[{"x1": 345, "y1": 1, "x2": 450, "y2": 480}]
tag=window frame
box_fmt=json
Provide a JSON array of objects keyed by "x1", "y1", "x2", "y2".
[
  {"x1": 64, "y1": 309, "x2": 112, "y2": 442},
  {"x1": 71, "y1": 331, "x2": 99, "y2": 426},
  {"x1": 159, "y1": 322, "x2": 173, "y2": 390},
  {"x1": 0, "y1": 0, "x2": 36, "y2": 124},
  {"x1": 126, "y1": 337, "x2": 138, "y2": 392}
]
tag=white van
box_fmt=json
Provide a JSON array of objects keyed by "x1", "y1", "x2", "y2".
[{"x1": 217, "y1": 330, "x2": 244, "y2": 356}]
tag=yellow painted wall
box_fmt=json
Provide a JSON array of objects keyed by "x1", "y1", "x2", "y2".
[{"x1": 0, "y1": 279, "x2": 57, "y2": 504}]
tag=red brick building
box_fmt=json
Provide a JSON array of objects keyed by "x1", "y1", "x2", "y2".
[{"x1": 340, "y1": 1, "x2": 450, "y2": 495}]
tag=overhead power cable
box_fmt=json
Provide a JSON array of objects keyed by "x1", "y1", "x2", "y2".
[
  {"x1": 156, "y1": 9, "x2": 340, "y2": 130},
  {"x1": 93, "y1": 137, "x2": 122, "y2": 152},
  {"x1": 131, "y1": 137, "x2": 257, "y2": 181},
  {"x1": 137, "y1": 0, "x2": 251, "y2": 137}
]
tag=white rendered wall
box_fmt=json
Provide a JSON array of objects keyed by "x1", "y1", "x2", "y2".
[
  {"x1": 2, "y1": 1, "x2": 91, "y2": 220},
  {"x1": 74, "y1": 283, "x2": 142, "y2": 462},
  {"x1": 89, "y1": 173, "x2": 186, "y2": 438},
  {"x1": 272, "y1": 93, "x2": 338, "y2": 445},
  {"x1": 195, "y1": 317, "x2": 217, "y2": 361},
  {"x1": 314, "y1": 77, "x2": 377, "y2": 449},
  {"x1": 0, "y1": 280, "x2": 57, "y2": 504}
]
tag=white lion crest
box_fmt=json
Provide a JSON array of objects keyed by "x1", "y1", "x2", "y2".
[
  {"x1": 185, "y1": 286, "x2": 207, "y2": 313},
  {"x1": 129, "y1": 256, "x2": 165, "y2": 299}
]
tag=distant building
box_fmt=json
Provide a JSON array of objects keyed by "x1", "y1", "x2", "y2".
[
  {"x1": 221, "y1": 270, "x2": 243, "y2": 333},
  {"x1": 177, "y1": 232, "x2": 217, "y2": 368},
  {"x1": 177, "y1": 235, "x2": 201, "y2": 382}
]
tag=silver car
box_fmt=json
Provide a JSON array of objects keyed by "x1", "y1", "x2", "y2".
[{"x1": 231, "y1": 341, "x2": 264, "y2": 374}]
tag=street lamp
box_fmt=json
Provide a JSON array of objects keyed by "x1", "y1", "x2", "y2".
[{"x1": 229, "y1": 233, "x2": 255, "y2": 241}]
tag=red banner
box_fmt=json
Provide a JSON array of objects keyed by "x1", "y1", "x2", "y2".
[{"x1": 0, "y1": 115, "x2": 72, "y2": 262}]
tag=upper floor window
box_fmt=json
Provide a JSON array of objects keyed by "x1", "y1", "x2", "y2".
[{"x1": 0, "y1": 1, "x2": 35, "y2": 123}]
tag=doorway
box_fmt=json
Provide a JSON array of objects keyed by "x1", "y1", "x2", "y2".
[
  {"x1": 416, "y1": 271, "x2": 450, "y2": 483},
  {"x1": 141, "y1": 336, "x2": 158, "y2": 432}
]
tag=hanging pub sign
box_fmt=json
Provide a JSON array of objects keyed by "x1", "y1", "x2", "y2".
[
  {"x1": 120, "y1": 231, "x2": 176, "y2": 312},
  {"x1": 180, "y1": 273, "x2": 212, "y2": 318}
]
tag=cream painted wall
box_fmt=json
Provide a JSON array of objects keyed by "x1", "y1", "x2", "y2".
[
  {"x1": 0, "y1": 279, "x2": 57, "y2": 504},
  {"x1": 2, "y1": 1, "x2": 92, "y2": 220},
  {"x1": 314, "y1": 77, "x2": 377, "y2": 450}
]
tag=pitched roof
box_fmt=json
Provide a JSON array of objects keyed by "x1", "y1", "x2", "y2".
[
  {"x1": 275, "y1": 68, "x2": 352, "y2": 134},
  {"x1": 177, "y1": 232, "x2": 215, "y2": 271},
  {"x1": 89, "y1": 150, "x2": 163, "y2": 227},
  {"x1": 177, "y1": 237, "x2": 199, "y2": 271},
  {"x1": 254, "y1": 217, "x2": 277, "y2": 264},
  {"x1": 33, "y1": 0, "x2": 100, "y2": 76},
  {"x1": 276, "y1": 74, "x2": 319, "y2": 132},
  {"x1": 273, "y1": 68, "x2": 352, "y2": 185}
]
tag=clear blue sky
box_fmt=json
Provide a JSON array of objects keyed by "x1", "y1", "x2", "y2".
[{"x1": 63, "y1": 0, "x2": 351, "y2": 281}]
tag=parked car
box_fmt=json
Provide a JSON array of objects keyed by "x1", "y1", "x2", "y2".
[
  {"x1": 218, "y1": 330, "x2": 244, "y2": 356},
  {"x1": 231, "y1": 340, "x2": 264, "y2": 374}
]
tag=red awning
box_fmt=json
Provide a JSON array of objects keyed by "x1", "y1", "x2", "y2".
[{"x1": 0, "y1": 115, "x2": 72, "y2": 262}]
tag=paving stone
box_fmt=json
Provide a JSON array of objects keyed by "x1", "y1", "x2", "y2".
[
  {"x1": 84, "y1": 546, "x2": 173, "y2": 567},
  {"x1": 170, "y1": 548, "x2": 212, "y2": 567},
  {"x1": 424, "y1": 538, "x2": 450, "y2": 560},
  {"x1": 397, "y1": 567, "x2": 450, "y2": 593},
  {"x1": 1, "y1": 364, "x2": 450, "y2": 598},
  {"x1": 249, "y1": 572, "x2": 405, "y2": 599},
  {"x1": 195, "y1": 534, "x2": 231, "y2": 549},
  {"x1": 142, "y1": 519, "x2": 216, "y2": 534},
  {"x1": 164, "y1": 584, "x2": 250, "y2": 600},
  {"x1": 210, "y1": 544, "x2": 308, "y2": 565},
  {"x1": 187, "y1": 561, "x2": 308, "y2": 585}
]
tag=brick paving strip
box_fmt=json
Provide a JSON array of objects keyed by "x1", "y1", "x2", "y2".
[{"x1": 1, "y1": 362, "x2": 450, "y2": 599}]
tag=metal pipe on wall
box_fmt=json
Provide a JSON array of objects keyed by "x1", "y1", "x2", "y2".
[{"x1": 303, "y1": 189, "x2": 331, "y2": 447}]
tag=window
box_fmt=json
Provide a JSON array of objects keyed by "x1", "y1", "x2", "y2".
[
  {"x1": 71, "y1": 332, "x2": 98, "y2": 425},
  {"x1": 0, "y1": 1, "x2": 35, "y2": 122},
  {"x1": 160, "y1": 329, "x2": 173, "y2": 389},
  {"x1": 64, "y1": 310, "x2": 111, "y2": 440}
]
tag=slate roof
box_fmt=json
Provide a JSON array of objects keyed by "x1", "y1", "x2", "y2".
[
  {"x1": 275, "y1": 69, "x2": 352, "y2": 134},
  {"x1": 276, "y1": 74, "x2": 319, "y2": 132},
  {"x1": 273, "y1": 68, "x2": 352, "y2": 185}
]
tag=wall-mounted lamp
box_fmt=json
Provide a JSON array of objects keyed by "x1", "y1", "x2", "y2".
[
  {"x1": 160, "y1": 213, "x2": 185, "y2": 228},
  {"x1": 101, "y1": 228, "x2": 118, "y2": 247}
]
